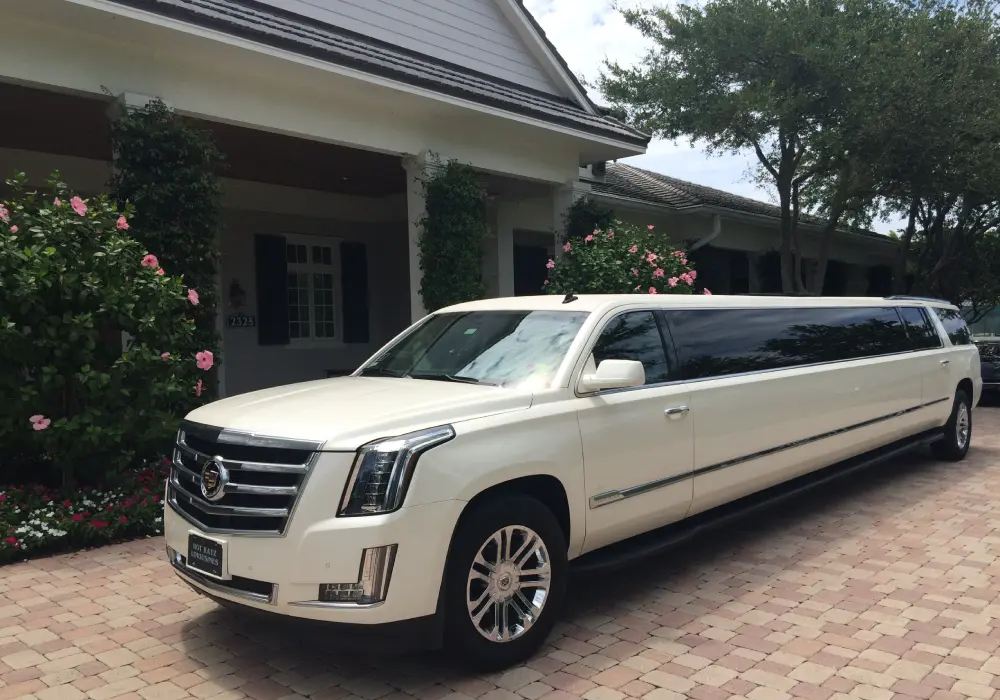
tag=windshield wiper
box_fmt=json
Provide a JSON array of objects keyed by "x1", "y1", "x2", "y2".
[
  {"x1": 409, "y1": 372, "x2": 497, "y2": 386},
  {"x1": 358, "y1": 367, "x2": 406, "y2": 378}
]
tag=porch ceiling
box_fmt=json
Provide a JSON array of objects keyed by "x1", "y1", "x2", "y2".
[
  {"x1": 191, "y1": 119, "x2": 404, "y2": 197},
  {"x1": 0, "y1": 82, "x2": 112, "y2": 162}
]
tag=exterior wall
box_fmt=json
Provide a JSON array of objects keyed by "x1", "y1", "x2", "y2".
[
  {"x1": 256, "y1": 0, "x2": 560, "y2": 95},
  {"x1": 219, "y1": 210, "x2": 409, "y2": 396},
  {"x1": 5, "y1": 2, "x2": 586, "y2": 186}
]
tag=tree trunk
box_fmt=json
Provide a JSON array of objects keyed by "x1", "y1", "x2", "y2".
[
  {"x1": 892, "y1": 198, "x2": 919, "y2": 294},
  {"x1": 778, "y1": 183, "x2": 795, "y2": 293}
]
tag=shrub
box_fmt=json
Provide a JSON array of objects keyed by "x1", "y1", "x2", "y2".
[
  {"x1": 545, "y1": 221, "x2": 709, "y2": 295},
  {"x1": 0, "y1": 173, "x2": 213, "y2": 488},
  {"x1": 563, "y1": 196, "x2": 616, "y2": 241},
  {"x1": 109, "y1": 98, "x2": 224, "y2": 397},
  {"x1": 418, "y1": 158, "x2": 488, "y2": 312}
]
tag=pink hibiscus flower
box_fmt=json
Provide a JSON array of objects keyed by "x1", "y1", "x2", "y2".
[
  {"x1": 187, "y1": 289, "x2": 200, "y2": 305},
  {"x1": 647, "y1": 224, "x2": 655, "y2": 230},
  {"x1": 0, "y1": 205, "x2": 8, "y2": 222},
  {"x1": 9, "y1": 226, "x2": 17, "y2": 234},
  {"x1": 141, "y1": 254, "x2": 159, "y2": 268},
  {"x1": 585, "y1": 234, "x2": 594, "y2": 242},
  {"x1": 545, "y1": 259, "x2": 555, "y2": 269},
  {"x1": 668, "y1": 277, "x2": 679, "y2": 288},
  {"x1": 195, "y1": 350, "x2": 215, "y2": 371},
  {"x1": 116, "y1": 215, "x2": 129, "y2": 230},
  {"x1": 195, "y1": 379, "x2": 204, "y2": 397},
  {"x1": 607, "y1": 231, "x2": 615, "y2": 239},
  {"x1": 703, "y1": 289, "x2": 713, "y2": 295},
  {"x1": 653, "y1": 268, "x2": 665, "y2": 278},
  {"x1": 632, "y1": 268, "x2": 639, "y2": 277},
  {"x1": 649, "y1": 287, "x2": 658, "y2": 295},
  {"x1": 629, "y1": 245, "x2": 638, "y2": 254},
  {"x1": 70, "y1": 196, "x2": 87, "y2": 216},
  {"x1": 29, "y1": 415, "x2": 51, "y2": 431},
  {"x1": 160, "y1": 352, "x2": 171, "y2": 361},
  {"x1": 155, "y1": 268, "x2": 165, "y2": 276},
  {"x1": 646, "y1": 252, "x2": 658, "y2": 263},
  {"x1": 53, "y1": 198, "x2": 62, "y2": 207},
  {"x1": 563, "y1": 241, "x2": 572, "y2": 253},
  {"x1": 688, "y1": 270, "x2": 697, "y2": 280}
]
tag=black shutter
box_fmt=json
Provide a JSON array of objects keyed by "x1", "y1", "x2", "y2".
[
  {"x1": 340, "y1": 241, "x2": 370, "y2": 343},
  {"x1": 255, "y1": 234, "x2": 289, "y2": 346}
]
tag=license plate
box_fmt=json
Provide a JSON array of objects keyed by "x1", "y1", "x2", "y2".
[{"x1": 187, "y1": 534, "x2": 224, "y2": 578}]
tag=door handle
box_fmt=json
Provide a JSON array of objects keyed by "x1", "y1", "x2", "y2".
[
  {"x1": 664, "y1": 405, "x2": 690, "y2": 418},
  {"x1": 940, "y1": 359, "x2": 951, "y2": 365}
]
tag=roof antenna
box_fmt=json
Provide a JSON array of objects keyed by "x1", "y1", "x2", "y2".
[{"x1": 562, "y1": 293, "x2": 578, "y2": 304}]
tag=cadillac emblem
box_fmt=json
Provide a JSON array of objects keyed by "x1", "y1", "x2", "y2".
[{"x1": 200, "y1": 457, "x2": 229, "y2": 502}]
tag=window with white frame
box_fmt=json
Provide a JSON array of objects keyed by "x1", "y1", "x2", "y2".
[{"x1": 285, "y1": 236, "x2": 341, "y2": 342}]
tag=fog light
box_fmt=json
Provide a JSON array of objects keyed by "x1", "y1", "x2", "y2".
[
  {"x1": 319, "y1": 583, "x2": 365, "y2": 603},
  {"x1": 317, "y1": 544, "x2": 397, "y2": 605}
]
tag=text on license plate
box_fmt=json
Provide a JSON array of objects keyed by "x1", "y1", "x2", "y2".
[{"x1": 187, "y1": 534, "x2": 224, "y2": 577}]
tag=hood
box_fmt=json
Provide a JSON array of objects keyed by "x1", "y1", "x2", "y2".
[{"x1": 184, "y1": 376, "x2": 533, "y2": 450}]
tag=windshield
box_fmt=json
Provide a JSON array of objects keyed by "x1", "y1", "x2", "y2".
[
  {"x1": 977, "y1": 341, "x2": 1000, "y2": 359},
  {"x1": 359, "y1": 310, "x2": 590, "y2": 388}
]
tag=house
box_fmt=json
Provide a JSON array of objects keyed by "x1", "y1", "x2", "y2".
[
  {"x1": 507, "y1": 162, "x2": 899, "y2": 298},
  {"x1": 2, "y1": 0, "x2": 898, "y2": 398}
]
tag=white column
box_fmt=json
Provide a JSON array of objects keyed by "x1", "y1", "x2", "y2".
[
  {"x1": 496, "y1": 203, "x2": 515, "y2": 297},
  {"x1": 402, "y1": 153, "x2": 428, "y2": 323}
]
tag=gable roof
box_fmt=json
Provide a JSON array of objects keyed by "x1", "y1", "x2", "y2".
[
  {"x1": 592, "y1": 163, "x2": 891, "y2": 243},
  {"x1": 107, "y1": 0, "x2": 649, "y2": 148}
]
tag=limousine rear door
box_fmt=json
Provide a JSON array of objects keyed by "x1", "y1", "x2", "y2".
[
  {"x1": 662, "y1": 305, "x2": 923, "y2": 517},
  {"x1": 575, "y1": 310, "x2": 695, "y2": 554}
]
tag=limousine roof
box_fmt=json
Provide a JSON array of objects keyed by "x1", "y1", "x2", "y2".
[{"x1": 441, "y1": 294, "x2": 959, "y2": 315}]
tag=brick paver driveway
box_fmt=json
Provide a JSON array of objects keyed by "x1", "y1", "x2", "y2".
[{"x1": 4, "y1": 407, "x2": 1000, "y2": 700}]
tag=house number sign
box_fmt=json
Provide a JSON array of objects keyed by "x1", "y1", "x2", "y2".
[{"x1": 227, "y1": 313, "x2": 256, "y2": 328}]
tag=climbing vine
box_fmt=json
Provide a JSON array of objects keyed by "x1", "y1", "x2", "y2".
[
  {"x1": 418, "y1": 158, "x2": 488, "y2": 312},
  {"x1": 108, "y1": 99, "x2": 224, "y2": 396}
]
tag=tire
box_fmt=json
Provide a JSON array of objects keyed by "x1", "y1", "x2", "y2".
[
  {"x1": 443, "y1": 495, "x2": 567, "y2": 671},
  {"x1": 931, "y1": 389, "x2": 972, "y2": 461}
]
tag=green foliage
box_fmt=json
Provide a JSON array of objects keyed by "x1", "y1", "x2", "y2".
[
  {"x1": 545, "y1": 221, "x2": 705, "y2": 295},
  {"x1": 108, "y1": 98, "x2": 224, "y2": 389},
  {"x1": 598, "y1": 0, "x2": 1000, "y2": 298},
  {"x1": 0, "y1": 173, "x2": 212, "y2": 487},
  {"x1": 418, "y1": 159, "x2": 488, "y2": 312},
  {"x1": 563, "y1": 197, "x2": 616, "y2": 241}
]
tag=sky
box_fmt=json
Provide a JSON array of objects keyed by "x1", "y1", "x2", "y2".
[{"x1": 522, "y1": 0, "x2": 899, "y2": 234}]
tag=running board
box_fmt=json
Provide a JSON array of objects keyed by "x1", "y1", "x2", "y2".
[{"x1": 570, "y1": 428, "x2": 943, "y2": 577}]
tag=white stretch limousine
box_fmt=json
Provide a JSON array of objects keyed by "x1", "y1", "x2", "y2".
[{"x1": 165, "y1": 294, "x2": 982, "y2": 668}]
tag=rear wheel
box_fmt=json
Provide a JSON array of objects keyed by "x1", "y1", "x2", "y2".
[
  {"x1": 443, "y1": 495, "x2": 567, "y2": 670},
  {"x1": 931, "y1": 389, "x2": 972, "y2": 461}
]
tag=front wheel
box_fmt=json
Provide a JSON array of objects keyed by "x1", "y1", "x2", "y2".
[
  {"x1": 931, "y1": 389, "x2": 972, "y2": 461},
  {"x1": 443, "y1": 495, "x2": 567, "y2": 670}
]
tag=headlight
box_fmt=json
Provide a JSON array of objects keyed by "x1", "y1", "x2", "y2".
[{"x1": 338, "y1": 426, "x2": 455, "y2": 516}]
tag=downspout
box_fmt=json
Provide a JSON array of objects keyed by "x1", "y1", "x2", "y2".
[{"x1": 689, "y1": 214, "x2": 722, "y2": 251}]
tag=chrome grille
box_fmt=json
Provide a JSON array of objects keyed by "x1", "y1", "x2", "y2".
[{"x1": 168, "y1": 422, "x2": 322, "y2": 536}]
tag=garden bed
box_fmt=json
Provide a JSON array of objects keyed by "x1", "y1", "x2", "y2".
[{"x1": 0, "y1": 461, "x2": 167, "y2": 564}]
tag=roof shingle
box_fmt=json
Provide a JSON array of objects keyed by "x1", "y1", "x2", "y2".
[{"x1": 109, "y1": 0, "x2": 649, "y2": 147}]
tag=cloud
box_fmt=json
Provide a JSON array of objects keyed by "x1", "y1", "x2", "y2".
[{"x1": 523, "y1": 0, "x2": 900, "y2": 233}]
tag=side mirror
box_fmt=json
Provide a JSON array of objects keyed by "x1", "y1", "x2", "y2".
[{"x1": 578, "y1": 359, "x2": 646, "y2": 393}]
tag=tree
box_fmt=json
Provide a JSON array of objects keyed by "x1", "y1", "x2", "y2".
[{"x1": 600, "y1": 0, "x2": 905, "y2": 294}]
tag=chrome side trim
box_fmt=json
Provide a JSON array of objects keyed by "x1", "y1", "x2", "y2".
[
  {"x1": 168, "y1": 547, "x2": 276, "y2": 605},
  {"x1": 589, "y1": 397, "x2": 949, "y2": 509}
]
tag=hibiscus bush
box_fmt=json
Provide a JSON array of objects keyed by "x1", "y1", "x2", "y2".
[
  {"x1": 0, "y1": 173, "x2": 214, "y2": 488},
  {"x1": 545, "y1": 221, "x2": 709, "y2": 295},
  {"x1": 0, "y1": 461, "x2": 167, "y2": 563}
]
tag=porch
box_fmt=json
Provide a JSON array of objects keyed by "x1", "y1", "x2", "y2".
[{"x1": 0, "y1": 81, "x2": 564, "y2": 396}]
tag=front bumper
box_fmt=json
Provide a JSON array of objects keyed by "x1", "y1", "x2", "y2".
[{"x1": 164, "y1": 496, "x2": 466, "y2": 628}]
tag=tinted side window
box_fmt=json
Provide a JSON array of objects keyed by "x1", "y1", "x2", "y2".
[
  {"x1": 667, "y1": 307, "x2": 909, "y2": 380},
  {"x1": 898, "y1": 307, "x2": 941, "y2": 349},
  {"x1": 933, "y1": 308, "x2": 972, "y2": 345},
  {"x1": 592, "y1": 311, "x2": 670, "y2": 385}
]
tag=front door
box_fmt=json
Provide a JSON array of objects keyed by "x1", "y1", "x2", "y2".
[
  {"x1": 576, "y1": 310, "x2": 695, "y2": 553},
  {"x1": 514, "y1": 244, "x2": 550, "y2": 296}
]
